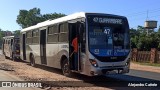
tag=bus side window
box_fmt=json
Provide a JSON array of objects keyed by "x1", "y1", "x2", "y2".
[
  {"x1": 32, "y1": 29, "x2": 39, "y2": 44},
  {"x1": 59, "y1": 22, "x2": 68, "y2": 42},
  {"x1": 26, "y1": 31, "x2": 33, "y2": 44},
  {"x1": 47, "y1": 25, "x2": 59, "y2": 43}
]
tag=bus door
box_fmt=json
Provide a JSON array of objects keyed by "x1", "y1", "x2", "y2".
[
  {"x1": 40, "y1": 29, "x2": 47, "y2": 65},
  {"x1": 22, "y1": 34, "x2": 26, "y2": 60},
  {"x1": 68, "y1": 23, "x2": 76, "y2": 70},
  {"x1": 69, "y1": 22, "x2": 84, "y2": 71},
  {"x1": 77, "y1": 22, "x2": 85, "y2": 71},
  {"x1": 2, "y1": 39, "x2": 5, "y2": 54},
  {"x1": 10, "y1": 39, "x2": 13, "y2": 58}
]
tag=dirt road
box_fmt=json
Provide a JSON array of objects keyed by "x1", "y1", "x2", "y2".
[
  {"x1": 0, "y1": 54, "x2": 159, "y2": 90},
  {"x1": 0, "y1": 55, "x2": 111, "y2": 90}
]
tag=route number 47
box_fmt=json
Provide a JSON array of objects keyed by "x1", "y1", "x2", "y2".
[
  {"x1": 104, "y1": 28, "x2": 110, "y2": 35},
  {"x1": 107, "y1": 50, "x2": 112, "y2": 55}
]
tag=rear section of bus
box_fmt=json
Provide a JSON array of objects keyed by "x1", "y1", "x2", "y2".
[
  {"x1": 12, "y1": 37, "x2": 20, "y2": 60},
  {"x1": 85, "y1": 13, "x2": 130, "y2": 76}
]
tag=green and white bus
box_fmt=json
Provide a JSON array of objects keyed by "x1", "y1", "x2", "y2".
[{"x1": 20, "y1": 12, "x2": 130, "y2": 76}]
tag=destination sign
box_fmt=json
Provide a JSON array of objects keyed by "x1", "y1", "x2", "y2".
[{"x1": 93, "y1": 17, "x2": 122, "y2": 24}]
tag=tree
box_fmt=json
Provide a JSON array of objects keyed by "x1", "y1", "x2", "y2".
[
  {"x1": 0, "y1": 28, "x2": 5, "y2": 40},
  {"x1": 130, "y1": 36, "x2": 139, "y2": 48},
  {"x1": 42, "y1": 13, "x2": 66, "y2": 20},
  {"x1": 130, "y1": 27, "x2": 140, "y2": 48},
  {"x1": 16, "y1": 8, "x2": 66, "y2": 28},
  {"x1": 0, "y1": 28, "x2": 5, "y2": 48},
  {"x1": 130, "y1": 28, "x2": 139, "y2": 37},
  {"x1": 158, "y1": 26, "x2": 160, "y2": 33},
  {"x1": 156, "y1": 26, "x2": 160, "y2": 50},
  {"x1": 130, "y1": 25, "x2": 160, "y2": 51},
  {"x1": 16, "y1": 10, "x2": 29, "y2": 28},
  {"x1": 17, "y1": 8, "x2": 42, "y2": 28}
]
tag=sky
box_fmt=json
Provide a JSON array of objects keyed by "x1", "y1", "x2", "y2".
[{"x1": 0, "y1": 0, "x2": 160, "y2": 31}]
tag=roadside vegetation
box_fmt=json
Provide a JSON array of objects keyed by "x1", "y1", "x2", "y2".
[
  {"x1": 0, "y1": 7, "x2": 66, "y2": 48},
  {"x1": 130, "y1": 26, "x2": 160, "y2": 51}
]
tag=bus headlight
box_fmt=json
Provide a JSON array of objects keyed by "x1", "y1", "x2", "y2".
[
  {"x1": 89, "y1": 59, "x2": 98, "y2": 67},
  {"x1": 126, "y1": 58, "x2": 130, "y2": 66}
]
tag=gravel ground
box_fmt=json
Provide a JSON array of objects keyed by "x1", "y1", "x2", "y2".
[
  {"x1": 130, "y1": 62, "x2": 160, "y2": 73},
  {"x1": 0, "y1": 55, "x2": 111, "y2": 90},
  {"x1": 0, "y1": 55, "x2": 159, "y2": 90}
]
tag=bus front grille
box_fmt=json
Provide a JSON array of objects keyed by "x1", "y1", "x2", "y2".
[{"x1": 95, "y1": 56, "x2": 127, "y2": 62}]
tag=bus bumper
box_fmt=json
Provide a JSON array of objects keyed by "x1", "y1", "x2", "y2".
[{"x1": 89, "y1": 64, "x2": 130, "y2": 76}]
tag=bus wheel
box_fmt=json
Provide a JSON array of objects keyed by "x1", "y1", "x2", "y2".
[
  {"x1": 12, "y1": 54, "x2": 15, "y2": 61},
  {"x1": 30, "y1": 54, "x2": 36, "y2": 67},
  {"x1": 5, "y1": 56, "x2": 8, "y2": 59},
  {"x1": 62, "y1": 59, "x2": 72, "y2": 77},
  {"x1": 12, "y1": 57, "x2": 17, "y2": 61}
]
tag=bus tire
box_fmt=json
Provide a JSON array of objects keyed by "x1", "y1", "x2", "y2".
[
  {"x1": 5, "y1": 56, "x2": 8, "y2": 59},
  {"x1": 11, "y1": 53, "x2": 14, "y2": 61},
  {"x1": 30, "y1": 54, "x2": 36, "y2": 67},
  {"x1": 13, "y1": 57, "x2": 17, "y2": 61},
  {"x1": 62, "y1": 58, "x2": 72, "y2": 77}
]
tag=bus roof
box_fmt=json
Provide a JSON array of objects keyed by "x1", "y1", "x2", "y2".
[
  {"x1": 21, "y1": 12, "x2": 127, "y2": 32},
  {"x1": 21, "y1": 12, "x2": 86, "y2": 32},
  {"x1": 3, "y1": 36, "x2": 19, "y2": 39},
  {"x1": 3, "y1": 36, "x2": 14, "y2": 39}
]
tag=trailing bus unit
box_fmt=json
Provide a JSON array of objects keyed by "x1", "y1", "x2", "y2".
[
  {"x1": 2, "y1": 36, "x2": 20, "y2": 60},
  {"x1": 20, "y1": 12, "x2": 131, "y2": 76}
]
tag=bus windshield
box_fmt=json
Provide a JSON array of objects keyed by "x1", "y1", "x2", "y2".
[{"x1": 87, "y1": 15, "x2": 130, "y2": 57}]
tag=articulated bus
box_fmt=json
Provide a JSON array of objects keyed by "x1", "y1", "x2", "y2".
[
  {"x1": 20, "y1": 12, "x2": 130, "y2": 76},
  {"x1": 2, "y1": 36, "x2": 20, "y2": 60}
]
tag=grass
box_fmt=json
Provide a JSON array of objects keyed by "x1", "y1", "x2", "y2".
[{"x1": 132, "y1": 61, "x2": 160, "y2": 67}]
